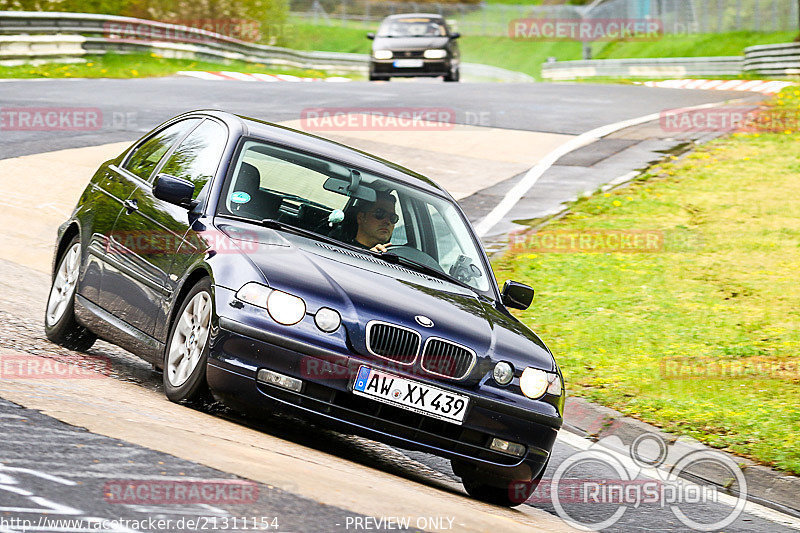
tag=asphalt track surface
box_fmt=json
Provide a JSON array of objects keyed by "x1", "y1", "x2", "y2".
[{"x1": 0, "y1": 78, "x2": 794, "y2": 532}]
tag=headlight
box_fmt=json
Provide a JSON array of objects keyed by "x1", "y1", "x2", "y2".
[
  {"x1": 373, "y1": 50, "x2": 392, "y2": 60},
  {"x1": 314, "y1": 307, "x2": 341, "y2": 333},
  {"x1": 547, "y1": 373, "x2": 563, "y2": 396},
  {"x1": 235, "y1": 282, "x2": 271, "y2": 308},
  {"x1": 520, "y1": 367, "x2": 549, "y2": 399},
  {"x1": 423, "y1": 49, "x2": 447, "y2": 59},
  {"x1": 493, "y1": 361, "x2": 514, "y2": 386},
  {"x1": 267, "y1": 290, "x2": 306, "y2": 325}
]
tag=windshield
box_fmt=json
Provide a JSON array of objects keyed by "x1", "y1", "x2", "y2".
[
  {"x1": 218, "y1": 140, "x2": 492, "y2": 295},
  {"x1": 377, "y1": 17, "x2": 447, "y2": 37}
]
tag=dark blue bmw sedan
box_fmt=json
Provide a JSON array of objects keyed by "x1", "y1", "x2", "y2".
[{"x1": 44, "y1": 110, "x2": 564, "y2": 507}]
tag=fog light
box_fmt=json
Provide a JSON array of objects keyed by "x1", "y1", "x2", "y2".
[
  {"x1": 314, "y1": 307, "x2": 341, "y2": 333},
  {"x1": 489, "y1": 438, "x2": 526, "y2": 457},
  {"x1": 257, "y1": 369, "x2": 303, "y2": 392},
  {"x1": 493, "y1": 361, "x2": 514, "y2": 386}
]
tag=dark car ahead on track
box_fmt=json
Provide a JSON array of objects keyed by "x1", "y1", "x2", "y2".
[
  {"x1": 368, "y1": 14, "x2": 460, "y2": 82},
  {"x1": 44, "y1": 110, "x2": 563, "y2": 506}
]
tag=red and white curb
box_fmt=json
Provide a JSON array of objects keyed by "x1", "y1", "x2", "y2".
[
  {"x1": 641, "y1": 79, "x2": 793, "y2": 94},
  {"x1": 177, "y1": 71, "x2": 352, "y2": 82}
]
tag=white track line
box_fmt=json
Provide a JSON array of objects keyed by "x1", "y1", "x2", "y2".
[
  {"x1": 557, "y1": 431, "x2": 800, "y2": 530},
  {"x1": 474, "y1": 98, "x2": 750, "y2": 237}
]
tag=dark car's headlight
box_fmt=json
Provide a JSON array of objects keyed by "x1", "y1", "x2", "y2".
[
  {"x1": 314, "y1": 307, "x2": 341, "y2": 333},
  {"x1": 423, "y1": 49, "x2": 447, "y2": 59},
  {"x1": 236, "y1": 282, "x2": 306, "y2": 326},
  {"x1": 520, "y1": 367, "x2": 563, "y2": 399},
  {"x1": 373, "y1": 50, "x2": 392, "y2": 60}
]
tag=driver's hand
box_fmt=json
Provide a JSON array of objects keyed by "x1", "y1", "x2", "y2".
[{"x1": 370, "y1": 243, "x2": 392, "y2": 253}]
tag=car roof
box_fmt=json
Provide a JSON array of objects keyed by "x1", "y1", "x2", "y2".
[
  {"x1": 383, "y1": 13, "x2": 445, "y2": 20},
  {"x1": 195, "y1": 110, "x2": 450, "y2": 198}
]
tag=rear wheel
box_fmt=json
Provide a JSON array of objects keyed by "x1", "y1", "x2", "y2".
[
  {"x1": 163, "y1": 278, "x2": 213, "y2": 404},
  {"x1": 44, "y1": 236, "x2": 97, "y2": 351}
]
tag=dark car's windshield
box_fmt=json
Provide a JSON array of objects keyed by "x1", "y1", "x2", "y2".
[
  {"x1": 217, "y1": 140, "x2": 492, "y2": 295},
  {"x1": 377, "y1": 17, "x2": 447, "y2": 37}
]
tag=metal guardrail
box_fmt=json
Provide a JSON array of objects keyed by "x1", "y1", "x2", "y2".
[
  {"x1": 0, "y1": 10, "x2": 533, "y2": 81},
  {"x1": 541, "y1": 56, "x2": 744, "y2": 80},
  {"x1": 0, "y1": 11, "x2": 368, "y2": 72},
  {"x1": 744, "y1": 42, "x2": 800, "y2": 76}
]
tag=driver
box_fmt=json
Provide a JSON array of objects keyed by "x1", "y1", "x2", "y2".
[{"x1": 352, "y1": 191, "x2": 398, "y2": 253}]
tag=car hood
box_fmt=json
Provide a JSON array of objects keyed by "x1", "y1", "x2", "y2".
[
  {"x1": 373, "y1": 36, "x2": 450, "y2": 51},
  {"x1": 219, "y1": 222, "x2": 555, "y2": 381}
]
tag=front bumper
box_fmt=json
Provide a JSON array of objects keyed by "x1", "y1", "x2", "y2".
[
  {"x1": 370, "y1": 59, "x2": 453, "y2": 78},
  {"x1": 207, "y1": 307, "x2": 561, "y2": 484}
]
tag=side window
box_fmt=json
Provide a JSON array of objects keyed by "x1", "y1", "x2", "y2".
[
  {"x1": 124, "y1": 119, "x2": 199, "y2": 181},
  {"x1": 160, "y1": 120, "x2": 228, "y2": 199}
]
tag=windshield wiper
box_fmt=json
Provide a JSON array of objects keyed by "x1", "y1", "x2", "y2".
[
  {"x1": 217, "y1": 214, "x2": 338, "y2": 246},
  {"x1": 373, "y1": 251, "x2": 476, "y2": 293}
]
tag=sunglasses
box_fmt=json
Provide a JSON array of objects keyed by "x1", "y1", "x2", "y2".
[{"x1": 369, "y1": 208, "x2": 399, "y2": 224}]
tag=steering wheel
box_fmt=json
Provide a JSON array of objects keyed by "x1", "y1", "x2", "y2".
[{"x1": 388, "y1": 245, "x2": 444, "y2": 273}]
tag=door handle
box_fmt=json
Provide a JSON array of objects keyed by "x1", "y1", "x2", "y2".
[{"x1": 123, "y1": 199, "x2": 138, "y2": 213}]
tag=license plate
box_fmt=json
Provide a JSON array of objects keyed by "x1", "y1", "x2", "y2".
[
  {"x1": 393, "y1": 59, "x2": 424, "y2": 68},
  {"x1": 352, "y1": 365, "x2": 469, "y2": 424}
]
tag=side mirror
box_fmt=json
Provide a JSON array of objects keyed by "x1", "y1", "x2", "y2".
[
  {"x1": 501, "y1": 280, "x2": 534, "y2": 310},
  {"x1": 450, "y1": 32, "x2": 461, "y2": 39},
  {"x1": 153, "y1": 173, "x2": 195, "y2": 208},
  {"x1": 367, "y1": 32, "x2": 375, "y2": 40}
]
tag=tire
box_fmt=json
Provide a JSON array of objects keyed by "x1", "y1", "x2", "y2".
[
  {"x1": 369, "y1": 74, "x2": 389, "y2": 81},
  {"x1": 459, "y1": 460, "x2": 548, "y2": 507},
  {"x1": 163, "y1": 278, "x2": 213, "y2": 404},
  {"x1": 462, "y1": 476, "x2": 542, "y2": 507},
  {"x1": 444, "y1": 67, "x2": 460, "y2": 82},
  {"x1": 44, "y1": 236, "x2": 97, "y2": 351}
]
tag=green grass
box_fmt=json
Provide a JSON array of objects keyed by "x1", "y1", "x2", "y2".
[
  {"x1": 0, "y1": 52, "x2": 351, "y2": 80},
  {"x1": 595, "y1": 30, "x2": 797, "y2": 59},
  {"x1": 283, "y1": 20, "x2": 798, "y2": 79},
  {"x1": 492, "y1": 87, "x2": 800, "y2": 474}
]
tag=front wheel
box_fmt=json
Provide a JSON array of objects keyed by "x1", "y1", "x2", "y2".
[
  {"x1": 44, "y1": 236, "x2": 97, "y2": 351},
  {"x1": 444, "y1": 67, "x2": 460, "y2": 82},
  {"x1": 163, "y1": 278, "x2": 213, "y2": 404},
  {"x1": 458, "y1": 459, "x2": 548, "y2": 507}
]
